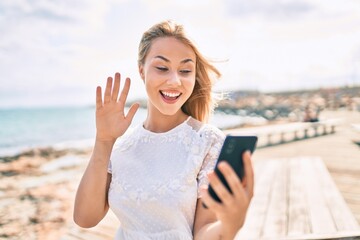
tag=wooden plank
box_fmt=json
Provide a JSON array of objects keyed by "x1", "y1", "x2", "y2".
[
  {"x1": 302, "y1": 158, "x2": 337, "y2": 234},
  {"x1": 261, "y1": 160, "x2": 288, "y2": 238},
  {"x1": 313, "y1": 159, "x2": 359, "y2": 231},
  {"x1": 236, "y1": 160, "x2": 279, "y2": 239},
  {"x1": 287, "y1": 158, "x2": 311, "y2": 236}
]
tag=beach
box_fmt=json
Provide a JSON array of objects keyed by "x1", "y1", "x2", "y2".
[
  {"x1": 0, "y1": 110, "x2": 359, "y2": 239},
  {"x1": 0, "y1": 147, "x2": 92, "y2": 239}
]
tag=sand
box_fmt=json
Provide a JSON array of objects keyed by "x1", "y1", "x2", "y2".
[{"x1": 0, "y1": 148, "x2": 92, "y2": 239}]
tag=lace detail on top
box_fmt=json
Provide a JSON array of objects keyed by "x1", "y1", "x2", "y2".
[{"x1": 107, "y1": 116, "x2": 225, "y2": 239}]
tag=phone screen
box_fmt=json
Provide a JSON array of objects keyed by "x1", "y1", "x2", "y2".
[{"x1": 205, "y1": 135, "x2": 258, "y2": 205}]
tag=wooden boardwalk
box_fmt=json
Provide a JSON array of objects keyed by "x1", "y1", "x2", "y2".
[
  {"x1": 236, "y1": 157, "x2": 360, "y2": 239},
  {"x1": 252, "y1": 111, "x2": 360, "y2": 227}
]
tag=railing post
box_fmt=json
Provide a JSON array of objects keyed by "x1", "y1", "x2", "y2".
[
  {"x1": 294, "y1": 131, "x2": 299, "y2": 141},
  {"x1": 314, "y1": 125, "x2": 319, "y2": 137},
  {"x1": 280, "y1": 132, "x2": 285, "y2": 143},
  {"x1": 267, "y1": 134, "x2": 272, "y2": 146},
  {"x1": 331, "y1": 124, "x2": 336, "y2": 134}
]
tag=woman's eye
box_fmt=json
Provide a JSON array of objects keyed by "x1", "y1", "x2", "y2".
[
  {"x1": 180, "y1": 70, "x2": 191, "y2": 74},
  {"x1": 156, "y1": 67, "x2": 168, "y2": 71}
]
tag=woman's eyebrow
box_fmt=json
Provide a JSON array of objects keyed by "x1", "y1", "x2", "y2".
[
  {"x1": 155, "y1": 55, "x2": 170, "y2": 62},
  {"x1": 154, "y1": 55, "x2": 194, "y2": 64},
  {"x1": 181, "y1": 59, "x2": 194, "y2": 64}
]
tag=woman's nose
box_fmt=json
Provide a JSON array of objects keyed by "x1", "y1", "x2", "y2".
[{"x1": 167, "y1": 72, "x2": 181, "y2": 86}]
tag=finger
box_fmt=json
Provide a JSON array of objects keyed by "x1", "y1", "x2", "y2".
[
  {"x1": 217, "y1": 162, "x2": 243, "y2": 200},
  {"x1": 118, "y1": 78, "x2": 131, "y2": 108},
  {"x1": 242, "y1": 175, "x2": 247, "y2": 188},
  {"x1": 200, "y1": 188, "x2": 223, "y2": 212},
  {"x1": 207, "y1": 171, "x2": 234, "y2": 206},
  {"x1": 239, "y1": 152, "x2": 251, "y2": 188},
  {"x1": 125, "y1": 103, "x2": 140, "y2": 122},
  {"x1": 243, "y1": 151, "x2": 254, "y2": 199},
  {"x1": 235, "y1": 180, "x2": 251, "y2": 207},
  {"x1": 112, "y1": 72, "x2": 121, "y2": 102},
  {"x1": 104, "y1": 77, "x2": 113, "y2": 104},
  {"x1": 96, "y1": 86, "x2": 103, "y2": 110}
]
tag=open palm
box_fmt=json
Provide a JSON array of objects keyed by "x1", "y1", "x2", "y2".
[{"x1": 95, "y1": 73, "x2": 139, "y2": 142}]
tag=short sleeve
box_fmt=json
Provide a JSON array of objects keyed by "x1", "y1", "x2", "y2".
[
  {"x1": 106, "y1": 127, "x2": 137, "y2": 175},
  {"x1": 107, "y1": 160, "x2": 112, "y2": 174},
  {"x1": 107, "y1": 137, "x2": 124, "y2": 175},
  {"x1": 197, "y1": 126, "x2": 225, "y2": 198},
  {"x1": 107, "y1": 143, "x2": 119, "y2": 175}
]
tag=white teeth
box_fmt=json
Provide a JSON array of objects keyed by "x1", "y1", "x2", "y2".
[{"x1": 161, "y1": 91, "x2": 181, "y2": 98}]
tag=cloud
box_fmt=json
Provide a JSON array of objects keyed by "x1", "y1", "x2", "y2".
[
  {"x1": 0, "y1": 0, "x2": 110, "y2": 81},
  {"x1": 0, "y1": 0, "x2": 150, "y2": 107},
  {"x1": 224, "y1": 0, "x2": 314, "y2": 19},
  {"x1": 1, "y1": 0, "x2": 360, "y2": 107}
]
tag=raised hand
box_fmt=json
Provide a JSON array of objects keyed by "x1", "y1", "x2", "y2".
[{"x1": 95, "y1": 72, "x2": 139, "y2": 143}]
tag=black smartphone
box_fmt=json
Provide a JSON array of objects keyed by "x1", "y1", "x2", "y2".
[{"x1": 204, "y1": 135, "x2": 258, "y2": 207}]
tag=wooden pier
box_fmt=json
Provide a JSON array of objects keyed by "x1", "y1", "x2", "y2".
[{"x1": 236, "y1": 157, "x2": 360, "y2": 239}]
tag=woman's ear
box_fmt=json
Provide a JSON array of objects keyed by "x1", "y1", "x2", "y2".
[{"x1": 139, "y1": 65, "x2": 145, "y2": 81}]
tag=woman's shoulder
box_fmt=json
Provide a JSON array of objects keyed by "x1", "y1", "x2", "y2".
[
  {"x1": 112, "y1": 125, "x2": 141, "y2": 151},
  {"x1": 187, "y1": 117, "x2": 225, "y2": 142}
]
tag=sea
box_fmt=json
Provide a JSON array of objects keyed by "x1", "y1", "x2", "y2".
[{"x1": 0, "y1": 106, "x2": 266, "y2": 157}]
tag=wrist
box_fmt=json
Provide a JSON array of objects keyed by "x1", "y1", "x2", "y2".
[
  {"x1": 91, "y1": 137, "x2": 116, "y2": 164},
  {"x1": 220, "y1": 231, "x2": 237, "y2": 240},
  {"x1": 219, "y1": 222, "x2": 240, "y2": 240},
  {"x1": 95, "y1": 134, "x2": 117, "y2": 145}
]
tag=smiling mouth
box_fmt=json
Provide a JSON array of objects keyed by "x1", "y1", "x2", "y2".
[{"x1": 160, "y1": 90, "x2": 182, "y2": 101}]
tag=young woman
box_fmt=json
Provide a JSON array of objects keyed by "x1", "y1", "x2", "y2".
[{"x1": 74, "y1": 20, "x2": 254, "y2": 240}]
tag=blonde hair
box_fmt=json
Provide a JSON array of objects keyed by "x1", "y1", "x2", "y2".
[{"x1": 138, "y1": 20, "x2": 221, "y2": 123}]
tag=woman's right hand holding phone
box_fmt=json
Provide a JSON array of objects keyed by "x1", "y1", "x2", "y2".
[{"x1": 95, "y1": 72, "x2": 139, "y2": 143}]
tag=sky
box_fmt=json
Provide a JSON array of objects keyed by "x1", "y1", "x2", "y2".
[{"x1": 0, "y1": 0, "x2": 360, "y2": 107}]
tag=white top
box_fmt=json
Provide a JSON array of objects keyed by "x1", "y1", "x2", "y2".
[{"x1": 108, "y1": 116, "x2": 225, "y2": 240}]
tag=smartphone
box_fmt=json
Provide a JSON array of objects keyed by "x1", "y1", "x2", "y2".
[{"x1": 204, "y1": 135, "x2": 258, "y2": 207}]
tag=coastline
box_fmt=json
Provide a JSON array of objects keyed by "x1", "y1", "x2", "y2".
[{"x1": 0, "y1": 110, "x2": 359, "y2": 239}]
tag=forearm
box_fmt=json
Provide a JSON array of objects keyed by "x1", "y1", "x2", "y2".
[
  {"x1": 195, "y1": 221, "x2": 238, "y2": 240},
  {"x1": 73, "y1": 139, "x2": 114, "y2": 227}
]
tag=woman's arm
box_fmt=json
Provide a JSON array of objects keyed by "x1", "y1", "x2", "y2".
[
  {"x1": 73, "y1": 140, "x2": 113, "y2": 228},
  {"x1": 193, "y1": 200, "x2": 221, "y2": 240},
  {"x1": 73, "y1": 73, "x2": 139, "y2": 228},
  {"x1": 194, "y1": 151, "x2": 254, "y2": 240}
]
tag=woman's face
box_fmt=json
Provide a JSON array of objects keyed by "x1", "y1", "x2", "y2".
[{"x1": 139, "y1": 37, "x2": 196, "y2": 117}]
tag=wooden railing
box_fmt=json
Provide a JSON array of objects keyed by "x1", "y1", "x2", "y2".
[{"x1": 225, "y1": 119, "x2": 342, "y2": 148}]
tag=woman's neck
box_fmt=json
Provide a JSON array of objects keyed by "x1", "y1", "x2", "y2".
[{"x1": 143, "y1": 107, "x2": 189, "y2": 133}]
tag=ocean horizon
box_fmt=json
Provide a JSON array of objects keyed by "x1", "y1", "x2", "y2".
[{"x1": 0, "y1": 106, "x2": 267, "y2": 157}]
